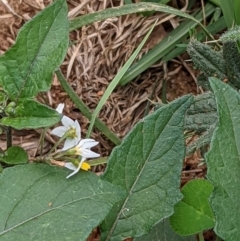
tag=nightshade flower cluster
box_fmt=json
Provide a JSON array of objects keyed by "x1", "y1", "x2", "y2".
[{"x1": 50, "y1": 103, "x2": 100, "y2": 178}]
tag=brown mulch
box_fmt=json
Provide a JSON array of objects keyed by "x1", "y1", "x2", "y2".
[{"x1": 0, "y1": 0, "x2": 210, "y2": 240}]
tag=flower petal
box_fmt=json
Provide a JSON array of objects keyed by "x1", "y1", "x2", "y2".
[
  {"x1": 66, "y1": 164, "x2": 81, "y2": 179},
  {"x1": 56, "y1": 103, "x2": 64, "y2": 114},
  {"x1": 81, "y1": 149, "x2": 100, "y2": 159},
  {"x1": 74, "y1": 120, "x2": 81, "y2": 141},
  {"x1": 62, "y1": 115, "x2": 75, "y2": 128},
  {"x1": 50, "y1": 126, "x2": 68, "y2": 137},
  {"x1": 64, "y1": 162, "x2": 77, "y2": 171},
  {"x1": 78, "y1": 139, "x2": 99, "y2": 149},
  {"x1": 62, "y1": 138, "x2": 77, "y2": 151}
]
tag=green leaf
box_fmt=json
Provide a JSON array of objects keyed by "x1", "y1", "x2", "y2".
[
  {"x1": 206, "y1": 77, "x2": 240, "y2": 241},
  {"x1": 169, "y1": 179, "x2": 215, "y2": 236},
  {"x1": 134, "y1": 218, "x2": 196, "y2": 241},
  {"x1": 219, "y1": 0, "x2": 234, "y2": 28},
  {"x1": 185, "y1": 92, "x2": 217, "y2": 132},
  {"x1": 0, "y1": 0, "x2": 69, "y2": 100},
  {"x1": 223, "y1": 41, "x2": 240, "y2": 89},
  {"x1": 70, "y1": 2, "x2": 203, "y2": 31},
  {"x1": 0, "y1": 99, "x2": 61, "y2": 129},
  {"x1": 100, "y1": 95, "x2": 193, "y2": 241},
  {"x1": 187, "y1": 39, "x2": 226, "y2": 81},
  {"x1": 3, "y1": 146, "x2": 28, "y2": 164},
  {"x1": 234, "y1": 0, "x2": 240, "y2": 25},
  {"x1": 220, "y1": 26, "x2": 240, "y2": 42},
  {"x1": 0, "y1": 164, "x2": 125, "y2": 241},
  {"x1": 162, "y1": 16, "x2": 227, "y2": 63}
]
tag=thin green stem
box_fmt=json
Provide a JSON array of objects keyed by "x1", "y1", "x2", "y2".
[
  {"x1": 88, "y1": 157, "x2": 108, "y2": 166},
  {"x1": 48, "y1": 134, "x2": 67, "y2": 155},
  {"x1": 161, "y1": 78, "x2": 167, "y2": 104},
  {"x1": 199, "y1": 232, "x2": 205, "y2": 241},
  {"x1": 55, "y1": 69, "x2": 121, "y2": 145}
]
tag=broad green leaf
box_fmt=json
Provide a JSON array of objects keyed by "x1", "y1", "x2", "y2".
[
  {"x1": 206, "y1": 77, "x2": 240, "y2": 241},
  {"x1": 100, "y1": 95, "x2": 193, "y2": 241},
  {"x1": 0, "y1": 0, "x2": 69, "y2": 100},
  {"x1": 0, "y1": 164, "x2": 125, "y2": 241},
  {"x1": 134, "y1": 219, "x2": 196, "y2": 241},
  {"x1": 169, "y1": 179, "x2": 215, "y2": 236},
  {"x1": 0, "y1": 99, "x2": 61, "y2": 129},
  {"x1": 3, "y1": 146, "x2": 28, "y2": 164}
]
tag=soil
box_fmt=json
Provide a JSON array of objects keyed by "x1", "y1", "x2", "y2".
[{"x1": 0, "y1": 0, "x2": 212, "y2": 240}]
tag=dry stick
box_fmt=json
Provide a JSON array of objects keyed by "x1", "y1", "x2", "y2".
[{"x1": 55, "y1": 69, "x2": 121, "y2": 145}]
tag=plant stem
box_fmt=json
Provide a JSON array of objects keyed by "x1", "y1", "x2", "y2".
[
  {"x1": 48, "y1": 134, "x2": 66, "y2": 155},
  {"x1": 161, "y1": 78, "x2": 167, "y2": 104},
  {"x1": 199, "y1": 232, "x2": 205, "y2": 241},
  {"x1": 55, "y1": 69, "x2": 121, "y2": 145}
]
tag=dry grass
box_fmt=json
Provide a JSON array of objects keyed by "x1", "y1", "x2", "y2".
[{"x1": 0, "y1": 0, "x2": 200, "y2": 176}]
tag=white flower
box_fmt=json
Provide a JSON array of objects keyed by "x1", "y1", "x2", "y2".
[
  {"x1": 51, "y1": 103, "x2": 81, "y2": 150},
  {"x1": 65, "y1": 139, "x2": 100, "y2": 178},
  {"x1": 74, "y1": 139, "x2": 100, "y2": 159}
]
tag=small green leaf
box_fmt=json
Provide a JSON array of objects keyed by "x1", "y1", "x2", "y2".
[
  {"x1": 0, "y1": 164, "x2": 125, "y2": 241},
  {"x1": 170, "y1": 179, "x2": 215, "y2": 236},
  {"x1": 134, "y1": 218, "x2": 196, "y2": 241},
  {"x1": 206, "y1": 77, "x2": 240, "y2": 241},
  {"x1": 187, "y1": 39, "x2": 226, "y2": 81},
  {"x1": 100, "y1": 95, "x2": 193, "y2": 241},
  {"x1": 0, "y1": 0, "x2": 69, "y2": 100},
  {"x1": 220, "y1": 26, "x2": 240, "y2": 42},
  {"x1": 3, "y1": 146, "x2": 28, "y2": 164},
  {"x1": 0, "y1": 99, "x2": 61, "y2": 129}
]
